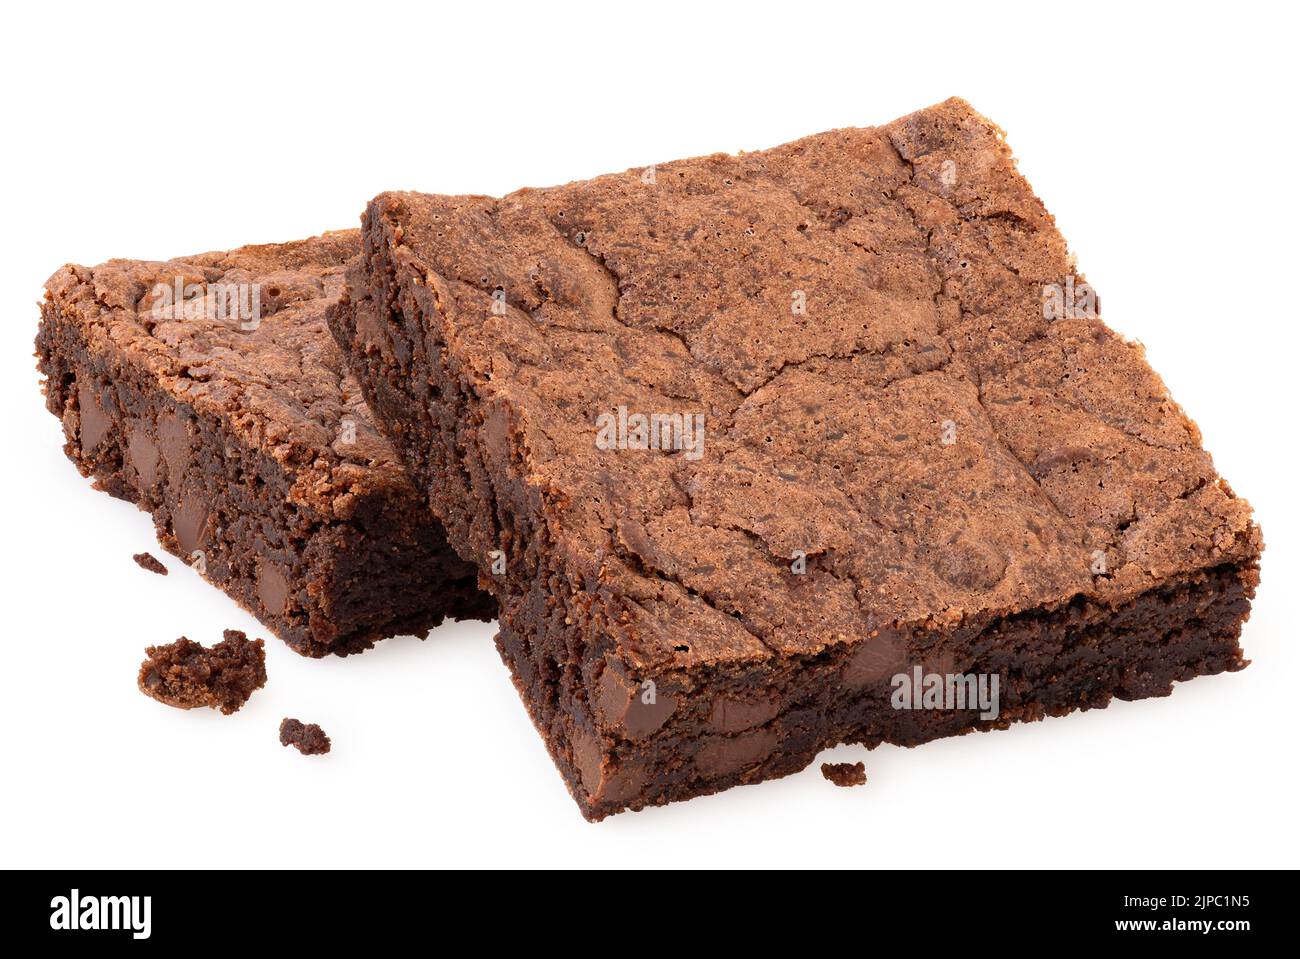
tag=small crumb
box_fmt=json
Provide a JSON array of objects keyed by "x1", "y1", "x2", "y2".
[
  {"x1": 132, "y1": 552, "x2": 168, "y2": 575},
  {"x1": 280, "y1": 718, "x2": 331, "y2": 756},
  {"x1": 138, "y1": 631, "x2": 266, "y2": 715},
  {"x1": 820, "y1": 761, "x2": 867, "y2": 787}
]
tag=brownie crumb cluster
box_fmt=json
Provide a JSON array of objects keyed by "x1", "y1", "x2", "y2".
[
  {"x1": 137, "y1": 630, "x2": 267, "y2": 715},
  {"x1": 279, "y1": 718, "x2": 331, "y2": 755},
  {"x1": 132, "y1": 551, "x2": 168, "y2": 575},
  {"x1": 821, "y1": 762, "x2": 867, "y2": 788}
]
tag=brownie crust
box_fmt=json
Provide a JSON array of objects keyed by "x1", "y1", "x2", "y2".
[
  {"x1": 332, "y1": 98, "x2": 1262, "y2": 817},
  {"x1": 37, "y1": 231, "x2": 493, "y2": 656}
]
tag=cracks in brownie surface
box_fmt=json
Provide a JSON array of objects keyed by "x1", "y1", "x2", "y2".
[
  {"x1": 533, "y1": 131, "x2": 1079, "y2": 633},
  {"x1": 732, "y1": 335, "x2": 954, "y2": 400},
  {"x1": 877, "y1": 133, "x2": 1235, "y2": 577},
  {"x1": 878, "y1": 134, "x2": 1090, "y2": 547},
  {"x1": 623, "y1": 553, "x2": 781, "y2": 658},
  {"x1": 539, "y1": 207, "x2": 707, "y2": 374},
  {"x1": 400, "y1": 110, "x2": 1252, "y2": 662},
  {"x1": 645, "y1": 137, "x2": 1066, "y2": 613}
]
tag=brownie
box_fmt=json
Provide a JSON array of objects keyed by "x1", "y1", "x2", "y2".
[
  {"x1": 820, "y1": 762, "x2": 866, "y2": 787},
  {"x1": 133, "y1": 551, "x2": 168, "y2": 575},
  {"x1": 37, "y1": 231, "x2": 494, "y2": 657},
  {"x1": 279, "y1": 718, "x2": 331, "y2": 755},
  {"x1": 138, "y1": 630, "x2": 266, "y2": 714},
  {"x1": 331, "y1": 98, "x2": 1263, "y2": 818}
]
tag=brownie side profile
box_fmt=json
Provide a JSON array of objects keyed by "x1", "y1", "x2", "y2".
[
  {"x1": 138, "y1": 630, "x2": 267, "y2": 714},
  {"x1": 332, "y1": 98, "x2": 1262, "y2": 818},
  {"x1": 37, "y1": 231, "x2": 493, "y2": 657}
]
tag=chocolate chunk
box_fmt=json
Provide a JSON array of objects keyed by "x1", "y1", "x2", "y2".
[
  {"x1": 157, "y1": 413, "x2": 191, "y2": 480},
  {"x1": 77, "y1": 382, "x2": 110, "y2": 451},
  {"x1": 126, "y1": 429, "x2": 160, "y2": 487},
  {"x1": 570, "y1": 727, "x2": 641, "y2": 807},
  {"x1": 596, "y1": 663, "x2": 676, "y2": 739},
  {"x1": 256, "y1": 561, "x2": 290, "y2": 617},
  {"x1": 693, "y1": 728, "x2": 779, "y2": 777},
  {"x1": 171, "y1": 492, "x2": 210, "y2": 555},
  {"x1": 709, "y1": 695, "x2": 781, "y2": 734},
  {"x1": 842, "y1": 631, "x2": 907, "y2": 689}
]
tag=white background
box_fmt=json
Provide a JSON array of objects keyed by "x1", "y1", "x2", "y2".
[{"x1": 2, "y1": 1, "x2": 1296, "y2": 869}]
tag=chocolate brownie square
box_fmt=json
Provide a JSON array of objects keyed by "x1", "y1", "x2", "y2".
[
  {"x1": 331, "y1": 99, "x2": 1261, "y2": 817},
  {"x1": 38, "y1": 231, "x2": 493, "y2": 656}
]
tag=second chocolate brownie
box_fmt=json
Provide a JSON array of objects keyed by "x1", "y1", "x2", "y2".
[{"x1": 38, "y1": 231, "x2": 494, "y2": 656}]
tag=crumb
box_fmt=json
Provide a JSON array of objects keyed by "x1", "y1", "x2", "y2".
[
  {"x1": 138, "y1": 631, "x2": 266, "y2": 715},
  {"x1": 132, "y1": 552, "x2": 168, "y2": 575},
  {"x1": 820, "y1": 761, "x2": 867, "y2": 787},
  {"x1": 280, "y1": 718, "x2": 331, "y2": 755}
]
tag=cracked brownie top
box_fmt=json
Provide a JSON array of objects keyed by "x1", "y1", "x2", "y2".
[
  {"x1": 359, "y1": 97, "x2": 1260, "y2": 668},
  {"x1": 43, "y1": 231, "x2": 410, "y2": 512}
]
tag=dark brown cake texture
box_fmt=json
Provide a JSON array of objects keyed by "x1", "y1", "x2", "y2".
[
  {"x1": 132, "y1": 551, "x2": 168, "y2": 575},
  {"x1": 138, "y1": 630, "x2": 267, "y2": 715},
  {"x1": 331, "y1": 98, "x2": 1262, "y2": 819},
  {"x1": 37, "y1": 231, "x2": 494, "y2": 657},
  {"x1": 279, "y1": 718, "x2": 331, "y2": 755},
  {"x1": 821, "y1": 762, "x2": 867, "y2": 787}
]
